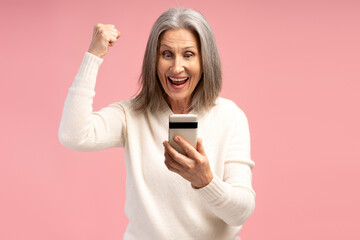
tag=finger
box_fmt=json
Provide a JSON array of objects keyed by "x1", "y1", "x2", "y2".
[
  {"x1": 174, "y1": 135, "x2": 201, "y2": 159},
  {"x1": 164, "y1": 152, "x2": 183, "y2": 171},
  {"x1": 164, "y1": 160, "x2": 180, "y2": 173},
  {"x1": 163, "y1": 141, "x2": 188, "y2": 166},
  {"x1": 104, "y1": 24, "x2": 115, "y2": 28},
  {"x1": 196, "y1": 138, "x2": 206, "y2": 156},
  {"x1": 108, "y1": 35, "x2": 118, "y2": 46},
  {"x1": 108, "y1": 28, "x2": 119, "y2": 35}
]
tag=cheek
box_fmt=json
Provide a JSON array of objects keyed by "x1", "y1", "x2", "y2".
[
  {"x1": 191, "y1": 66, "x2": 202, "y2": 88},
  {"x1": 190, "y1": 65, "x2": 202, "y2": 80},
  {"x1": 156, "y1": 62, "x2": 163, "y2": 76},
  {"x1": 190, "y1": 60, "x2": 202, "y2": 75},
  {"x1": 157, "y1": 66, "x2": 167, "y2": 88},
  {"x1": 157, "y1": 61, "x2": 168, "y2": 77}
]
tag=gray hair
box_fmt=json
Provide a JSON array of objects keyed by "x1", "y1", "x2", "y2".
[{"x1": 132, "y1": 8, "x2": 222, "y2": 112}]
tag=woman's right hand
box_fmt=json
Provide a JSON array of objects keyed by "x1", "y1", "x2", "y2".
[{"x1": 88, "y1": 23, "x2": 121, "y2": 58}]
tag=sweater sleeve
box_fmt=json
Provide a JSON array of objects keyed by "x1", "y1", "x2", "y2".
[
  {"x1": 58, "y1": 52, "x2": 126, "y2": 151},
  {"x1": 194, "y1": 105, "x2": 255, "y2": 226}
]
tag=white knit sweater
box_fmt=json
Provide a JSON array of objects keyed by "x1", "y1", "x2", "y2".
[{"x1": 58, "y1": 52, "x2": 256, "y2": 240}]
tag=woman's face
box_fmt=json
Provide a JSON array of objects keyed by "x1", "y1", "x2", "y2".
[{"x1": 157, "y1": 28, "x2": 202, "y2": 108}]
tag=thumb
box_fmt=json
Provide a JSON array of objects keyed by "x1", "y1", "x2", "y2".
[{"x1": 196, "y1": 138, "x2": 206, "y2": 156}]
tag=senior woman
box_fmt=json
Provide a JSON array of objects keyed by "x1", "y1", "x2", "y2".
[{"x1": 59, "y1": 8, "x2": 255, "y2": 240}]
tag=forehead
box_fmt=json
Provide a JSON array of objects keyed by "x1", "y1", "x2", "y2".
[{"x1": 159, "y1": 28, "x2": 200, "y2": 49}]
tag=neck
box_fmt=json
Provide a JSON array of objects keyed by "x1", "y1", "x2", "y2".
[
  {"x1": 171, "y1": 105, "x2": 191, "y2": 114},
  {"x1": 167, "y1": 97, "x2": 192, "y2": 114}
]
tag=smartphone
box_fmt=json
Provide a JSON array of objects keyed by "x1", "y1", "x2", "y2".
[{"x1": 169, "y1": 114, "x2": 198, "y2": 155}]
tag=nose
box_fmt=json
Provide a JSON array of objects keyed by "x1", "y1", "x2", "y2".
[{"x1": 170, "y1": 56, "x2": 185, "y2": 74}]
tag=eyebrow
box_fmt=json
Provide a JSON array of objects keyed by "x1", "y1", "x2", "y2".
[{"x1": 160, "y1": 44, "x2": 196, "y2": 50}]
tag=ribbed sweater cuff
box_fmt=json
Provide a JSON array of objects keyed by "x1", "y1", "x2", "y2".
[
  {"x1": 195, "y1": 175, "x2": 228, "y2": 203},
  {"x1": 73, "y1": 52, "x2": 104, "y2": 89}
]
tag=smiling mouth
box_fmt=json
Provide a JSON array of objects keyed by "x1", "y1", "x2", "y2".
[{"x1": 168, "y1": 76, "x2": 189, "y2": 86}]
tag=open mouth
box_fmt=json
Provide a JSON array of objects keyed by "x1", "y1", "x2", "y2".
[{"x1": 168, "y1": 76, "x2": 189, "y2": 86}]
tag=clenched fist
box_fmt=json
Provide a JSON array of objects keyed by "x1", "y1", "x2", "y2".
[{"x1": 88, "y1": 23, "x2": 121, "y2": 58}]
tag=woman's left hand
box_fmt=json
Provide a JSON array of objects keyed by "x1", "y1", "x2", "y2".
[{"x1": 163, "y1": 136, "x2": 213, "y2": 189}]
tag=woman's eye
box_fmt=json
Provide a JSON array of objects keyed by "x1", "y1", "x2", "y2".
[
  {"x1": 162, "y1": 51, "x2": 172, "y2": 58},
  {"x1": 185, "y1": 52, "x2": 194, "y2": 58}
]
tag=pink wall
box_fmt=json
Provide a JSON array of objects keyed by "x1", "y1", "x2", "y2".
[{"x1": 1, "y1": 0, "x2": 359, "y2": 239}]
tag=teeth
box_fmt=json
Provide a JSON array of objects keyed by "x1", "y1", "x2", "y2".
[{"x1": 169, "y1": 77, "x2": 189, "y2": 82}]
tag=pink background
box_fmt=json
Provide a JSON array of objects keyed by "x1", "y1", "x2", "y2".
[{"x1": 1, "y1": 0, "x2": 359, "y2": 239}]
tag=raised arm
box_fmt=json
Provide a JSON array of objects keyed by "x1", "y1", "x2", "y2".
[{"x1": 58, "y1": 24, "x2": 126, "y2": 152}]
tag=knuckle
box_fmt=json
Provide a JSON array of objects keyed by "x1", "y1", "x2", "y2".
[
  {"x1": 184, "y1": 163, "x2": 192, "y2": 171},
  {"x1": 184, "y1": 146, "x2": 192, "y2": 154},
  {"x1": 195, "y1": 156, "x2": 205, "y2": 165},
  {"x1": 172, "y1": 151, "x2": 180, "y2": 159},
  {"x1": 102, "y1": 35, "x2": 109, "y2": 41}
]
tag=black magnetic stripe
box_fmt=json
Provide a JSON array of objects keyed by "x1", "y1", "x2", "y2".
[{"x1": 169, "y1": 122, "x2": 198, "y2": 129}]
